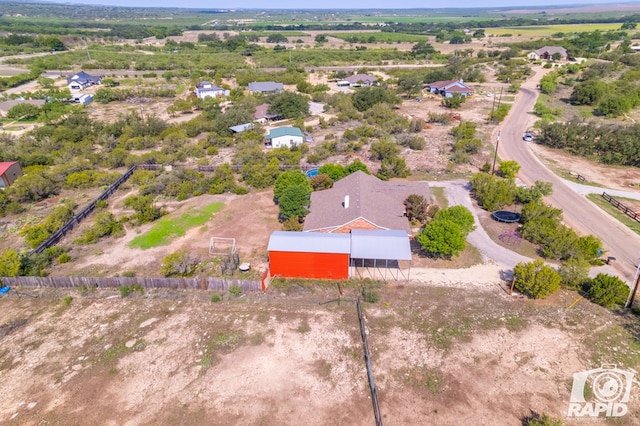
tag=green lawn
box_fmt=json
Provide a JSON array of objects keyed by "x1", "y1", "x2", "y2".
[
  {"x1": 129, "y1": 202, "x2": 224, "y2": 250},
  {"x1": 487, "y1": 23, "x2": 624, "y2": 36}
]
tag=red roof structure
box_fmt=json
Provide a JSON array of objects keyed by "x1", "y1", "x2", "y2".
[{"x1": 0, "y1": 162, "x2": 17, "y2": 175}]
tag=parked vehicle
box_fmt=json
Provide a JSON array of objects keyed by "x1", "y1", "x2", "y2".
[{"x1": 523, "y1": 132, "x2": 533, "y2": 142}]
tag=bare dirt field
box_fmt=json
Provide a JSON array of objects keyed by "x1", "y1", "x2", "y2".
[{"x1": 1, "y1": 276, "x2": 639, "y2": 425}]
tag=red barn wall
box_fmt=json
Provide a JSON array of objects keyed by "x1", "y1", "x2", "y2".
[{"x1": 269, "y1": 251, "x2": 349, "y2": 279}]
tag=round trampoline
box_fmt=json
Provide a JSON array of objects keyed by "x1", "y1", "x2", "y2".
[{"x1": 492, "y1": 210, "x2": 521, "y2": 223}]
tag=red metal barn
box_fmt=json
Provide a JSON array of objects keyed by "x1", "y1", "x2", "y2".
[{"x1": 267, "y1": 231, "x2": 350, "y2": 279}]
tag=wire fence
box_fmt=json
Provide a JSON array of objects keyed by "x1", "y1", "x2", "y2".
[
  {"x1": 356, "y1": 298, "x2": 383, "y2": 426},
  {"x1": 28, "y1": 164, "x2": 162, "y2": 257}
]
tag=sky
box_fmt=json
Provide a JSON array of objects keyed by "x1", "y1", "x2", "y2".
[{"x1": 45, "y1": 0, "x2": 638, "y2": 9}]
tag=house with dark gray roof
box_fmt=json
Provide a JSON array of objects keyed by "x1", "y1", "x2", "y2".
[
  {"x1": 303, "y1": 170, "x2": 430, "y2": 234},
  {"x1": 248, "y1": 81, "x2": 284, "y2": 94},
  {"x1": 67, "y1": 71, "x2": 101, "y2": 91},
  {"x1": 527, "y1": 46, "x2": 568, "y2": 61},
  {"x1": 344, "y1": 73, "x2": 379, "y2": 87}
]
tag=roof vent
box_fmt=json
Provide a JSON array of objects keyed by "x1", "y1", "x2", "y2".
[{"x1": 343, "y1": 195, "x2": 350, "y2": 209}]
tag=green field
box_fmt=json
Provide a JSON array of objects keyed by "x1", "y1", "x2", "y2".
[
  {"x1": 487, "y1": 23, "x2": 626, "y2": 36},
  {"x1": 129, "y1": 202, "x2": 224, "y2": 250}
]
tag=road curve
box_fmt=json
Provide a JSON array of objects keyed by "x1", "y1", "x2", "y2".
[{"x1": 497, "y1": 69, "x2": 640, "y2": 280}]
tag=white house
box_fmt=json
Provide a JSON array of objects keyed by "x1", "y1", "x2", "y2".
[
  {"x1": 264, "y1": 127, "x2": 303, "y2": 149},
  {"x1": 195, "y1": 81, "x2": 229, "y2": 99},
  {"x1": 67, "y1": 71, "x2": 101, "y2": 91}
]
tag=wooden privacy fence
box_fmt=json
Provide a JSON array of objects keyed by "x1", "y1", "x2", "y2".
[
  {"x1": 28, "y1": 164, "x2": 163, "y2": 257},
  {"x1": 602, "y1": 192, "x2": 640, "y2": 224},
  {"x1": 1, "y1": 276, "x2": 262, "y2": 292}
]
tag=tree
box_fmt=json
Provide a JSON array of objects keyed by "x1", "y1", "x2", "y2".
[
  {"x1": 469, "y1": 172, "x2": 516, "y2": 211},
  {"x1": 571, "y1": 80, "x2": 607, "y2": 105},
  {"x1": 558, "y1": 258, "x2": 590, "y2": 290},
  {"x1": 597, "y1": 95, "x2": 633, "y2": 118},
  {"x1": 404, "y1": 194, "x2": 428, "y2": 223},
  {"x1": 585, "y1": 273, "x2": 630, "y2": 308},
  {"x1": 0, "y1": 249, "x2": 21, "y2": 277},
  {"x1": 124, "y1": 195, "x2": 164, "y2": 224},
  {"x1": 433, "y1": 206, "x2": 475, "y2": 235},
  {"x1": 378, "y1": 156, "x2": 410, "y2": 179},
  {"x1": 273, "y1": 170, "x2": 311, "y2": 202},
  {"x1": 410, "y1": 40, "x2": 436, "y2": 57},
  {"x1": 309, "y1": 173, "x2": 333, "y2": 191},
  {"x1": 314, "y1": 34, "x2": 328, "y2": 43},
  {"x1": 345, "y1": 160, "x2": 369, "y2": 175},
  {"x1": 520, "y1": 201, "x2": 562, "y2": 245},
  {"x1": 266, "y1": 33, "x2": 288, "y2": 43},
  {"x1": 621, "y1": 21, "x2": 637, "y2": 30},
  {"x1": 318, "y1": 163, "x2": 345, "y2": 181},
  {"x1": 352, "y1": 86, "x2": 399, "y2": 112},
  {"x1": 416, "y1": 219, "x2": 466, "y2": 258},
  {"x1": 370, "y1": 139, "x2": 400, "y2": 161},
  {"x1": 442, "y1": 93, "x2": 466, "y2": 109},
  {"x1": 513, "y1": 260, "x2": 561, "y2": 299},
  {"x1": 6, "y1": 103, "x2": 41, "y2": 120},
  {"x1": 397, "y1": 74, "x2": 423, "y2": 98},
  {"x1": 498, "y1": 160, "x2": 521, "y2": 179},
  {"x1": 278, "y1": 184, "x2": 311, "y2": 221},
  {"x1": 268, "y1": 91, "x2": 309, "y2": 119}
]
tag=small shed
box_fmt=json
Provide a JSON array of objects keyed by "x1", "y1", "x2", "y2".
[
  {"x1": 0, "y1": 162, "x2": 23, "y2": 188},
  {"x1": 267, "y1": 231, "x2": 351, "y2": 279}
]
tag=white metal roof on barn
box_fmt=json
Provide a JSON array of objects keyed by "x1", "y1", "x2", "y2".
[
  {"x1": 350, "y1": 229, "x2": 412, "y2": 260},
  {"x1": 267, "y1": 231, "x2": 351, "y2": 254}
]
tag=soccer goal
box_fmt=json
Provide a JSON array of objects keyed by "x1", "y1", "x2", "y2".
[{"x1": 209, "y1": 237, "x2": 237, "y2": 256}]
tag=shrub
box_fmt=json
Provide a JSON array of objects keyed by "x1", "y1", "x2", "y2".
[
  {"x1": 61, "y1": 295, "x2": 73, "y2": 307},
  {"x1": 119, "y1": 284, "x2": 144, "y2": 298},
  {"x1": 211, "y1": 292, "x2": 222, "y2": 303},
  {"x1": 229, "y1": 284, "x2": 242, "y2": 297},
  {"x1": 585, "y1": 273, "x2": 630, "y2": 309},
  {"x1": 58, "y1": 253, "x2": 71, "y2": 264},
  {"x1": 161, "y1": 250, "x2": 199, "y2": 277},
  {"x1": 362, "y1": 286, "x2": 380, "y2": 303},
  {"x1": 513, "y1": 260, "x2": 561, "y2": 299}
]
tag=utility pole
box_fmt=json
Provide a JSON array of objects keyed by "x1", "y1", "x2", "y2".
[
  {"x1": 491, "y1": 130, "x2": 501, "y2": 175},
  {"x1": 625, "y1": 261, "x2": 640, "y2": 308}
]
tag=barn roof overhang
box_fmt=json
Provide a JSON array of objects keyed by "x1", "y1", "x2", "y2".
[{"x1": 350, "y1": 229, "x2": 411, "y2": 261}]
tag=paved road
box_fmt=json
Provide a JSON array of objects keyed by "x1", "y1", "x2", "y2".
[{"x1": 497, "y1": 69, "x2": 640, "y2": 280}]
